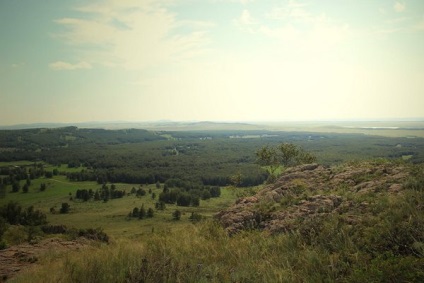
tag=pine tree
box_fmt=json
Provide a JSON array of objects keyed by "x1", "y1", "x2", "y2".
[{"x1": 139, "y1": 205, "x2": 146, "y2": 219}]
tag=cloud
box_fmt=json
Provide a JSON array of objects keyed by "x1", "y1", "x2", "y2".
[
  {"x1": 237, "y1": 9, "x2": 255, "y2": 25},
  {"x1": 233, "y1": 9, "x2": 258, "y2": 33},
  {"x1": 49, "y1": 61, "x2": 92, "y2": 71},
  {"x1": 394, "y1": 2, "x2": 406, "y2": 13},
  {"x1": 53, "y1": 0, "x2": 211, "y2": 70},
  {"x1": 236, "y1": 2, "x2": 350, "y2": 51}
]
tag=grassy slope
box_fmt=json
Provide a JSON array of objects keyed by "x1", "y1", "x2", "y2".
[
  {"x1": 5, "y1": 161, "x2": 424, "y2": 283},
  {"x1": 0, "y1": 174, "x2": 242, "y2": 239}
]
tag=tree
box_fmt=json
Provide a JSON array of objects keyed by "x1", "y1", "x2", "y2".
[
  {"x1": 12, "y1": 182, "x2": 20, "y2": 193},
  {"x1": 45, "y1": 171, "x2": 53, "y2": 178},
  {"x1": 40, "y1": 183, "x2": 46, "y2": 192},
  {"x1": 256, "y1": 143, "x2": 317, "y2": 183},
  {"x1": 60, "y1": 203, "x2": 70, "y2": 214},
  {"x1": 202, "y1": 190, "x2": 211, "y2": 200},
  {"x1": 94, "y1": 190, "x2": 101, "y2": 201},
  {"x1": 278, "y1": 143, "x2": 317, "y2": 166},
  {"x1": 230, "y1": 172, "x2": 243, "y2": 187},
  {"x1": 0, "y1": 184, "x2": 6, "y2": 199},
  {"x1": 189, "y1": 212, "x2": 203, "y2": 222},
  {"x1": 210, "y1": 186, "x2": 221, "y2": 198},
  {"x1": 191, "y1": 196, "x2": 200, "y2": 207},
  {"x1": 132, "y1": 207, "x2": 139, "y2": 218},
  {"x1": 155, "y1": 201, "x2": 166, "y2": 210},
  {"x1": 139, "y1": 205, "x2": 146, "y2": 219},
  {"x1": 172, "y1": 209, "x2": 181, "y2": 221},
  {"x1": 22, "y1": 183, "x2": 29, "y2": 193},
  {"x1": 147, "y1": 208, "x2": 154, "y2": 218},
  {"x1": 176, "y1": 193, "x2": 191, "y2": 206},
  {"x1": 0, "y1": 216, "x2": 7, "y2": 239},
  {"x1": 256, "y1": 146, "x2": 279, "y2": 176}
]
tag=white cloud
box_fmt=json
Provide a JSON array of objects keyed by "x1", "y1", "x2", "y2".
[
  {"x1": 233, "y1": 9, "x2": 258, "y2": 33},
  {"x1": 49, "y1": 61, "x2": 92, "y2": 71},
  {"x1": 53, "y1": 0, "x2": 211, "y2": 70},
  {"x1": 238, "y1": 9, "x2": 255, "y2": 25},
  {"x1": 240, "y1": 2, "x2": 351, "y2": 52},
  {"x1": 394, "y1": 2, "x2": 406, "y2": 13}
]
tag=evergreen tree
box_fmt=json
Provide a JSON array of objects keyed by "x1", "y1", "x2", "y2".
[
  {"x1": 0, "y1": 184, "x2": 6, "y2": 199},
  {"x1": 22, "y1": 183, "x2": 29, "y2": 193},
  {"x1": 60, "y1": 203, "x2": 70, "y2": 214},
  {"x1": 172, "y1": 209, "x2": 181, "y2": 221},
  {"x1": 12, "y1": 182, "x2": 20, "y2": 193},
  {"x1": 147, "y1": 208, "x2": 154, "y2": 218},
  {"x1": 132, "y1": 207, "x2": 139, "y2": 218},
  {"x1": 40, "y1": 183, "x2": 46, "y2": 192},
  {"x1": 139, "y1": 205, "x2": 146, "y2": 219}
]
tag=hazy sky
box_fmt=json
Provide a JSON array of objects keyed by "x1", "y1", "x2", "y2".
[{"x1": 1, "y1": 0, "x2": 424, "y2": 125}]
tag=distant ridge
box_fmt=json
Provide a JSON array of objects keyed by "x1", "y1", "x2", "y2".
[{"x1": 0, "y1": 121, "x2": 264, "y2": 131}]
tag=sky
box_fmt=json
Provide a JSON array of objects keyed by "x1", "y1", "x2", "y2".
[{"x1": 1, "y1": 0, "x2": 424, "y2": 125}]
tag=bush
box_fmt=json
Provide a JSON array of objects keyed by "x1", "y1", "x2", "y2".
[
  {"x1": 172, "y1": 210, "x2": 181, "y2": 221},
  {"x1": 60, "y1": 203, "x2": 70, "y2": 214}
]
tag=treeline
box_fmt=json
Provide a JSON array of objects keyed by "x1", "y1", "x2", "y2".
[
  {"x1": 0, "y1": 127, "x2": 165, "y2": 151},
  {"x1": 74, "y1": 184, "x2": 125, "y2": 202},
  {"x1": 0, "y1": 163, "x2": 45, "y2": 183},
  {"x1": 2, "y1": 127, "x2": 424, "y2": 190},
  {"x1": 0, "y1": 201, "x2": 46, "y2": 226},
  {"x1": 158, "y1": 179, "x2": 221, "y2": 207}
]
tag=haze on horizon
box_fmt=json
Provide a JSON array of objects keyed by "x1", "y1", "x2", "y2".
[{"x1": 1, "y1": 0, "x2": 424, "y2": 126}]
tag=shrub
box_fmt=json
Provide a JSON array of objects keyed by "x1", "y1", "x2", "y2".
[{"x1": 60, "y1": 203, "x2": 70, "y2": 214}]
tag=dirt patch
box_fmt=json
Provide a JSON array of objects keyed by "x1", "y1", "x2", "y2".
[{"x1": 0, "y1": 238, "x2": 88, "y2": 282}]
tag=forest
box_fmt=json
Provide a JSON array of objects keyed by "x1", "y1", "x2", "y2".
[{"x1": 1, "y1": 126, "x2": 423, "y2": 189}]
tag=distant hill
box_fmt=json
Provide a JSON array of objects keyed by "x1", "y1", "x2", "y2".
[{"x1": 0, "y1": 121, "x2": 264, "y2": 131}]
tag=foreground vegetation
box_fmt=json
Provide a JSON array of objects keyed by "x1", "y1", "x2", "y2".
[
  {"x1": 2, "y1": 161, "x2": 422, "y2": 282},
  {"x1": 12, "y1": 190, "x2": 424, "y2": 282}
]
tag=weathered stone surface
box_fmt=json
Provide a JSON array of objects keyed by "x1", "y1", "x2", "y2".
[
  {"x1": 216, "y1": 162, "x2": 410, "y2": 235},
  {"x1": 0, "y1": 238, "x2": 90, "y2": 281}
]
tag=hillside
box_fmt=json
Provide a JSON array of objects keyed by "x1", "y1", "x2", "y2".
[
  {"x1": 217, "y1": 161, "x2": 413, "y2": 234},
  {"x1": 5, "y1": 160, "x2": 424, "y2": 282}
]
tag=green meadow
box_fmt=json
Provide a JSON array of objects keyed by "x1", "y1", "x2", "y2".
[{"x1": 0, "y1": 167, "x2": 246, "y2": 239}]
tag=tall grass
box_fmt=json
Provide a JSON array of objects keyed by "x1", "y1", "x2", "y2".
[{"x1": 9, "y1": 164, "x2": 424, "y2": 282}]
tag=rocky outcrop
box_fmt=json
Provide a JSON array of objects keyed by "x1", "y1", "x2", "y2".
[
  {"x1": 216, "y1": 161, "x2": 410, "y2": 235},
  {"x1": 0, "y1": 238, "x2": 89, "y2": 281}
]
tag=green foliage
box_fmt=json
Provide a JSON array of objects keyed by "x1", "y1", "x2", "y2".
[
  {"x1": 256, "y1": 143, "x2": 317, "y2": 182},
  {"x1": 39, "y1": 183, "x2": 46, "y2": 192},
  {"x1": 12, "y1": 182, "x2": 20, "y2": 193},
  {"x1": 139, "y1": 205, "x2": 146, "y2": 219},
  {"x1": 147, "y1": 208, "x2": 154, "y2": 218},
  {"x1": 0, "y1": 201, "x2": 46, "y2": 226},
  {"x1": 189, "y1": 212, "x2": 203, "y2": 222},
  {"x1": 60, "y1": 202, "x2": 70, "y2": 214},
  {"x1": 22, "y1": 183, "x2": 29, "y2": 193},
  {"x1": 172, "y1": 210, "x2": 181, "y2": 221},
  {"x1": 0, "y1": 216, "x2": 6, "y2": 239},
  {"x1": 77, "y1": 228, "x2": 109, "y2": 243}
]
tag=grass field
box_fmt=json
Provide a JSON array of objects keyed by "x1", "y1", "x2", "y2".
[{"x1": 0, "y1": 174, "x2": 248, "y2": 239}]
